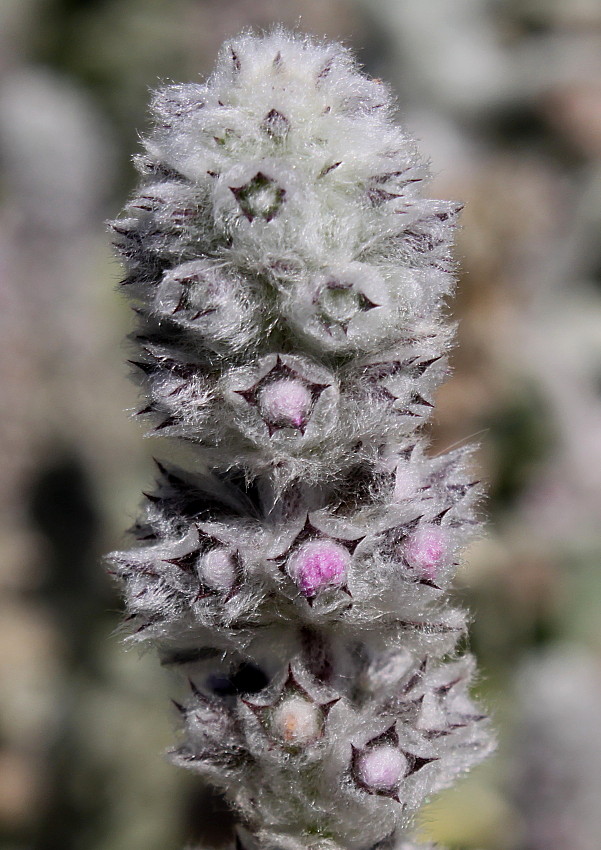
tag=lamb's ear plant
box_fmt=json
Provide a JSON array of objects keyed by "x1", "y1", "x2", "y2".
[{"x1": 108, "y1": 29, "x2": 494, "y2": 850}]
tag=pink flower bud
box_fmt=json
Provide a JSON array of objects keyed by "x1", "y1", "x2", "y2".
[
  {"x1": 357, "y1": 745, "x2": 407, "y2": 790},
  {"x1": 199, "y1": 547, "x2": 237, "y2": 591},
  {"x1": 259, "y1": 379, "x2": 312, "y2": 429},
  {"x1": 288, "y1": 539, "x2": 350, "y2": 598},
  {"x1": 404, "y1": 525, "x2": 448, "y2": 581}
]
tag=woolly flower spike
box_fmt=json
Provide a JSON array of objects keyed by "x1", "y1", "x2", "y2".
[{"x1": 108, "y1": 28, "x2": 493, "y2": 850}]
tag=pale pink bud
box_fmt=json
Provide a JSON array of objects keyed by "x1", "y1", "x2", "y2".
[
  {"x1": 259, "y1": 379, "x2": 312, "y2": 429},
  {"x1": 199, "y1": 547, "x2": 237, "y2": 591},
  {"x1": 357, "y1": 745, "x2": 408, "y2": 790},
  {"x1": 271, "y1": 696, "x2": 321, "y2": 745},
  {"x1": 404, "y1": 525, "x2": 448, "y2": 581},
  {"x1": 287, "y1": 539, "x2": 350, "y2": 598}
]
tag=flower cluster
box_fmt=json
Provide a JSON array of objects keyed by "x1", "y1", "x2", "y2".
[{"x1": 108, "y1": 29, "x2": 493, "y2": 850}]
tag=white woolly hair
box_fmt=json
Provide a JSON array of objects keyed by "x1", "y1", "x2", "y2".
[{"x1": 108, "y1": 28, "x2": 493, "y2": 850}]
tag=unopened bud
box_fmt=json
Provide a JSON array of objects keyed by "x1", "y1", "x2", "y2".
[
  {"x1": 357, "y1": 745, "x2": 407, "y2": 791},
  {"x1": 259, "y1": 379, "x2": 312, "y2": 429},
  {"x1": 404, "y1": 526, "x2": 448, "y2": 581},
  {"x1": 288, "y1": 539, "x2": 350, "y2": 598},
  {"x1": 271, "y1": 696, "x2": 321, "y2": 744},
  {"x1": 199, "y1": 547, "x2": 237, "y2": 591}
]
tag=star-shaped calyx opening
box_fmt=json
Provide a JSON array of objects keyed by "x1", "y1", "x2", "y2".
[
  {"x1": 235, "y1": 358, "x2": 329, "y2": 435},
  {"x1": 162, "y1": 525, "x2": 244, "y2": 601},
  {"x1": 363, "y1": 356, "x2": 441, "y2": 415},
  {"x1": 277, "y1": 514, "x2": 365, "y2": 604},
  {"x1": 168, "y1": 265, "x2": 221, "y2": 321},
  {"x1": 230, "y1": 171, "x2": 286, "y2": 222},
  {"x1": 316, "y1": 278, "x2": 379, "y2": 335},
  {"x1": 351, "y1": 723, "x2": 438, "y2": 800},
  {"x1": 242, "y1": 664, "x2": 339, "y2": 749},
  {"x1": 380, "y1": 508, "x2": 454, "y2": 591},
  {"x1": 378, "y1": 516, "x2": 437, "y2": 590},
  {"x1": 403, "y1": 524, "x2": 450, "y2": 586},
  {"x1": 408, "y1": 667, "x2": 488, "y2": 740}
]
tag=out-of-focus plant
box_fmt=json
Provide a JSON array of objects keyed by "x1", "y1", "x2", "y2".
[{"x1": 514, "y1": 646, "x2": 601, "y2": 850}]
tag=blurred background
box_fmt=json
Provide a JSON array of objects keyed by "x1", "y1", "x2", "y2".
[{"x1": 1, "y1": 1, "x2": 601, "y2": 848}]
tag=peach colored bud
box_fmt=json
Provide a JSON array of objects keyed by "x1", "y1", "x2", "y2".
[{"x1": 271, "y1": 696, "x2": 321, "y2": 744}]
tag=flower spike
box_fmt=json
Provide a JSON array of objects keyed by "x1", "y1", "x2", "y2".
[{"x1": 107, "y1": 28, "x2": 494, "y2": 850}]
